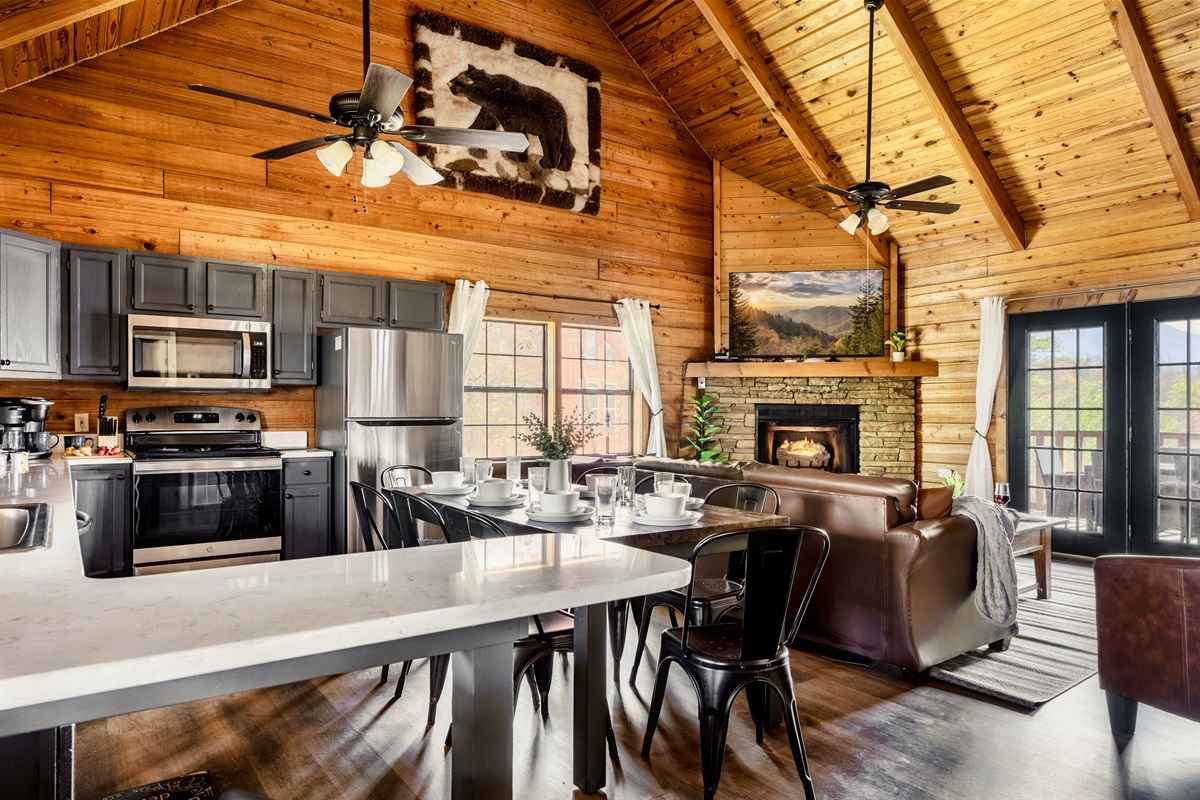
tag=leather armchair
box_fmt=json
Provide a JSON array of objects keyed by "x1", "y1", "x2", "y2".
[{"x1": 1094, "y1": 555, "x2": 1200, "y2": 735}]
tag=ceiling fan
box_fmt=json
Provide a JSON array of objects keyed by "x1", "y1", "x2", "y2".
[
  {"x1": 775, "y1": 0, "x2": 960, "y2": 234},
  {"x1": 187, "y1": 0, "x2": 528, "y2": 188}
]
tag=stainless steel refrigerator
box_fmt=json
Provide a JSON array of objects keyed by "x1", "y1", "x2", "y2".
[{"x1": 316, "y1": 327, "x2": 463, "y2": 554}]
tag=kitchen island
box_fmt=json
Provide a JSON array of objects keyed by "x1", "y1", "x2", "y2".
[{"x1": 0, "y1": 457, "x2": 691, "y2": 798}]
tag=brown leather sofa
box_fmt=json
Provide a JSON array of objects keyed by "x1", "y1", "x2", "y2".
[
  {"x1": 1095, "y1": 556, "x2": 1200, "y2": 735},
  {"x1": 634, "y1": 457, "x2": 1017, "y2": 678}
]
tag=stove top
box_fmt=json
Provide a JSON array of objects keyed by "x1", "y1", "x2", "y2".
[{"x1": 124, "y1": 405, "x2": 274, "y2": 461}]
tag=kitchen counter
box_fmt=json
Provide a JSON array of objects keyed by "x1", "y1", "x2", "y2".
[
  {"x1": 279, "y1": 448, "x2": 333, "y2": 459},
  {"x1": 0, "y1": 456, "x2": 690, "y2": 797}
]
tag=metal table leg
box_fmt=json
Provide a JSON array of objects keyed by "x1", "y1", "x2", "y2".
[
  {"x1": 452, "y1": 640, "x2": 515, "y2": 800},
  {"x1": 573, "y1": 603, "x2": 607, "y2": 793}
]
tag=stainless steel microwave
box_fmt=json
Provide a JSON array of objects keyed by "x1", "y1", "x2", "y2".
[{"x1": 127, "y1": 314, "x2": 271, "y2": 391}]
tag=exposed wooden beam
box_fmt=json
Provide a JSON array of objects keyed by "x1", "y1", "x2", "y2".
[
  {"x1": 1103, "y1": 0, "x2": 1200, "y2": 220},
  {"x1": 878, "y1": 0, "x2": 1026, "y2": 251},
  {"x1": 0, "y1": 0, "x2": 137, "y2": 50},
  {"x1": 689, "y1": 0, "x2": 890, "y2": 265}
]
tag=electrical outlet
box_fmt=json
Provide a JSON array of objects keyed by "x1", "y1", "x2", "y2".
[
  {"x1": 697, "y1": 376, "x2": 707, "y2": 390},
  {"x1": 74, "y1": 413, "x2": 89, "y2": 432}
]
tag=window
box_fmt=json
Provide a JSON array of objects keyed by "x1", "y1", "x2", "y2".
[{"x1": 464, "y1": 320, "x2": 636, "y2": 459}]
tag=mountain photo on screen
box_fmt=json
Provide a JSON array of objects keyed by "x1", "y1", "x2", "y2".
[{"x1": 728, "y1": 269, "x2": 885, "y2": 358}]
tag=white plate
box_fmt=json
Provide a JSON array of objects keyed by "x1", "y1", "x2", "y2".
[
  {"x1": 684, "y1": 497, "x2": 704, "y2": 511},
  {"x1": 573, "y1": 486, "x2": 597, "y2": 499},
  {"x1": 632, "y1": 509, "x2": 703, "y2": 527},
  {"x1": 525, "y1": 504, "x2": 595, "y2": 522},
  {"x1": 466, "y1": 494, "x2": 527, "y2": 508},
  {"x1": 419, "y1": 483, "x2": 475, "y2": 496}
]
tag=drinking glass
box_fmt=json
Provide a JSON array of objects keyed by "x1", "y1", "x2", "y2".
[
  {"x1": 593, "y1": 474, "x2": 617, "y2": 522},
  {"x1": 616, "y1": 465, "x2": 636, "y2": 506},
  {"x1": 506, "y1": 455, "x2": 522, "y2": 482},
  {"x1": 477, "y1": 459, "x2": 494, "y2": 481},
  {"x1": 527, "y1": 466, "x2": 548, "y2": 504},
  {"x1": 460, "y1": 456, "x2": 476, "y2": 485},
  {"x1": 653, "y1": 471, "x2": 675, "y2": 495},
  {"x1": 994, "y1": 482, "x2": 1011, "y2": 507}
]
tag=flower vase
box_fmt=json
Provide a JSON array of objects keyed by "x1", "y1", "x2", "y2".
[
  {"x1": 547, "y1": 459, "x2": 571, "y2": 491},
  {"x1": 891, "y1": 350, "x2": 905, "y2": 362}
]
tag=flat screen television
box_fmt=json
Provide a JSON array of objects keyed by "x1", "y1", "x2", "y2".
[{"x1": 728, "y1": 269, "x2": 885, "y2": 358}]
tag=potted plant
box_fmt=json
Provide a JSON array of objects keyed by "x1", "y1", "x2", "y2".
[
  {"x1": 885, "y1": 329, "x2": 912, "y2": 362},
  {"x1": 683, "y1": 393, "x2": 730, "y2": 463},
  {"x1": 516, "y1": 409, "x2": 601, "y2": 490}
]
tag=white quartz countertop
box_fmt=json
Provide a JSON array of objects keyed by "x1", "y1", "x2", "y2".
[
  {"x1": 0, "y1": 457, "x2": 690, "y2": 734},
  {"x1": 280, "y1": 448, "x2": 333, "y2": 458}
]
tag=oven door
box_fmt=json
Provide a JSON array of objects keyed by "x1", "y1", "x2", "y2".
[{"x1": 132, "y1": 457, "x2": 282, "y2": 569}]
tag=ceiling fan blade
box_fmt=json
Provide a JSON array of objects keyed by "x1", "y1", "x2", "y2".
[
  {"x1": 883, "y1": 200, "x2": 961, "y2": 214},
  {"x1": 887, "y1": 174, "x2": 955, "y2": 199},
  {"x1": 386, "y1": 142, "x2": 443, "y2": 186},
  {"x1": 771, "y1": 206, "x2": 849, "y2": 218},
  {"x1": 809, "y1": 183, "x2": 857, "y2": 201},
  {"x1": 188, "y1": 84, "x2": 338, "y2": 125},
  {"x1": 358, "y1": 63, "x2": 413, "y2": 123},
  {"x1": 252, "y1": 136, "x2": 343, "y2": 160},
  {"x1": 395, "y1": 126, "x2": 530, "y2": 152}
]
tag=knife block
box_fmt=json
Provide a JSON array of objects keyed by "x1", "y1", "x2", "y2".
[{"x1": 98, "y1": 417, "x2": 119, "y2": 451}]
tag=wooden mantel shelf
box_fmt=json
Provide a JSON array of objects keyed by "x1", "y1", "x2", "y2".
[{"x1": 685, "y1": 359, "x2": 939, "y2": 379}]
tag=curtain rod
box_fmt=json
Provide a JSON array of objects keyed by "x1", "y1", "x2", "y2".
[
  {"x1": 493, "y1": 288, "x2": 660, "y2": 310},
  {"x1": 972, "y1": 277, "x2": 1196, "y2": 305}
]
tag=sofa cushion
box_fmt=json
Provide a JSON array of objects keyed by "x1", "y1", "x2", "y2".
[
  {"x1": 740, "y1": 463, "x2": 918, "y2": 527},
  {"x1": 916, "y1": 486, "x2": 954, "y2": 519}
]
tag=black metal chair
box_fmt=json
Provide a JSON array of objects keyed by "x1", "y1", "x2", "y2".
[
  {"x1": 641, "y1": 525, "x2": 831, "y2": 800},
  {"x1": 385, "y1": 488, "x2": 446, "y2": 547},
  {"x1": 628, "y1": 482, "x2": 780, "y2": 683},
  {"x1": 380, "y1": 464, "x2": 433, "y2": 489}
]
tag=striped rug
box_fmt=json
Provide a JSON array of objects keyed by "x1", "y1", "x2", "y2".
[{"x1": 930, "y1": 562, "x2": 1097, "y2": 708}]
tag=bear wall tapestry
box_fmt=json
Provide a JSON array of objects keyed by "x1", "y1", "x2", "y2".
[{"x1": 412, "y1": 10, "x2": 601, "y2": 215}]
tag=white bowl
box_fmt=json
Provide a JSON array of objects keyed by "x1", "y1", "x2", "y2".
[
  {"x1": 476, "y1": 478, "x2": 514, "y2": 501},
  {"x1": 540, "y1": 490, "x2": 580, "y2": 514},
  {"x1": 431, "y1": 470, "x2": 464, "y2": 489},
  {"x1": 644, "y1": 492, "x2": 687, "y2": 517}
]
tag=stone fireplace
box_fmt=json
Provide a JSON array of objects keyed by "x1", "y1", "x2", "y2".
[
  {"x1": 756, "y1": 404, "x2": 859, "y2": 474},
  {"x1": 696, "y1": 375, "x2": 917, "y2": 478}
]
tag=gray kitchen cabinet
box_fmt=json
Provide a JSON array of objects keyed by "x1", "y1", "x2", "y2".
[
  {"x1": 272, "y1": 268, "x2": 317, "y2": 384},
  {"x1": 64, "y1": 246, "x2": 124, "y2": 380},
  {"x1": 0, "y1": 230, "x2": 60, "y2": 378},
  {"x1": 206, "y1": 260, "x2": 268, "y2": 319},
  {"x1": 129, "y1": 253, "x2": 200, "y2": 314},
  {"x1": 72, "y1": 462, "x2": 132, "y2": 578},
  {"x1": 319, "y1": 273, "x2": 385, "y2": 327},
  {"x1": 283, "y1": 458, "x2": 331, "y2": 560},
  {"x1": 388, "y1": 278, "x2": 445, "y2": 330}
]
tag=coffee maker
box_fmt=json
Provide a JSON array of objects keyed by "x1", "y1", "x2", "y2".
[{"x1": 0, "y1": 397, "x2": 55, "y2": 455}]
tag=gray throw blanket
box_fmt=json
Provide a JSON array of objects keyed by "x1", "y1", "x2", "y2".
[{"x1": 951, "y1": 496, "x2": 1019, "y2": 627}]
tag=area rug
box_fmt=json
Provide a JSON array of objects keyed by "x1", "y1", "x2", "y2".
[{"x1": 930, "y1": 563, "x2": 1097, "y2": 708}]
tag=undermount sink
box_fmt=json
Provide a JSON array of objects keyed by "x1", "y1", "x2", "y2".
[{"x1": 0, "y1": 503, "x2": 49, "y2": 552}]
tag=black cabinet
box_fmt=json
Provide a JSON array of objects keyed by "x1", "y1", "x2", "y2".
[
  {"x1": 271, "y1": 268, "x2": 316, "y2": 384},
  {"x1": 129, "y1": 254, "x2": 200, "y2": 314},
  {"x1": 0, "y1": 230, "x2": 60, "y2": 378},
  {"x1": 282, "y1": 458, "x2": 331, "y2": 560},
  {"x1": 64, "y1": 247, "x2": 124, "y2": 380},
  {"x1": 388, "y1": 278, "x2": 445, "y2": 330},
  {"x1": 320, "y1": 273, "x2": 385, "y2": 326},
  {"x1": 205, "y1": 261, "x2": 268, "y2": 319},
  {"x1": 72, "y1": 463, "x2": 131, "y2": 578}
]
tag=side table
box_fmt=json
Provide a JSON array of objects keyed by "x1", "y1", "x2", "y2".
[{"x1": 1010, "y1": 513, "x2": 1066, "y2": 599}]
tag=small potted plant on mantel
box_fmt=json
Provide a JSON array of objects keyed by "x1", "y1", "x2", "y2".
[
  {"x1": 516, "y1": 409, "x2": 601, "y2": 491},
  {"x1": 885, "y1": 329, "x2": 913, "y2": 362}
]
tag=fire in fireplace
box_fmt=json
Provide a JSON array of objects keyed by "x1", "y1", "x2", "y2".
[{"x1": 756, "y1": 404, "x2": 859, "y2": 474}]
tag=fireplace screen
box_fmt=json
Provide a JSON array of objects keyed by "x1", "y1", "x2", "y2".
[{"x1": 756, "y1": 405, "x2": 859, "y2": 474}]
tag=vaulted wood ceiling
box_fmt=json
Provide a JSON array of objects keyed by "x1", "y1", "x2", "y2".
[{"x1": 2, "y1": 0, "x2": 1196, "y2": 259}]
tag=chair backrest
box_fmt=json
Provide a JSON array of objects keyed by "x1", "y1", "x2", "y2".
[
  {"x1": 680, "y1": 526, "x2": 830, "y2": 661},
  {"x1": 634, "y1": 474, "x2": 691, "y2": 494},
  {"x1": 384, "y1": 489, "x2": 445, "y2": 548},
  {"x1": 381, "y1": 464, "x2": 434, "y2": 489},
  {"x1": 349, "y1": 481, "x2": 404, "y2": 552},
  {"x1": 577, "y1": 466, "x2": 618, "y2": 480},
  {"x1": 703, "y1": 482, "x2": 780, "y2": 515},
  {"x1": 440, "y1": 504, "x2": 508, "y2": 543}
]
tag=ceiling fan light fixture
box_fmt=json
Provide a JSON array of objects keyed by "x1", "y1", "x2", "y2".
[
  {"x1": 316, "y1": 140, "x2": 354, "y2": 176},
  {"x1": 839, "y1": 213, "x2": 862, "y2": 235},
  {"x1": 867, "y1": 207, "x2": 889, "y2": 235},
  {"x1": 361, "y1": 154, "x2": 391, "y2": 188},
  {"x1": 368, "y1": 140, "x2": 405, "y2": 176}
]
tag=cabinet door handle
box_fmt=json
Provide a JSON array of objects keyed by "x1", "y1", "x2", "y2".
[
  {"x1": 303, "y1": 469, "x2": 312, "y2": 476},
  {"x1": 111, "y1": 365, "x2": 120, "y2": 373},
  {"x1": 1, "y1": 359, "x2": 9, "y2": 366},
  {"x1": 187, "y1": 303, "x2": 196, "y2": 311},
  {"x1": 208, "y1": 304, "x2": 215, "y2": 311},
  {"x1": 285, "y1": 493, "x2": 294, "y2": 500},
  {"x1": 116, "y1": 474, "x2": 125, "y2": 480},
  {"x1": 375, "y1": 317, "x2": 383, "y2": 323},
  {"x1": 273, "y1": 369, "x2": 281, "y2": 375}
]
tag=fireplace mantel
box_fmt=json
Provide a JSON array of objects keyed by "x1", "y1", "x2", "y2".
[{"x1": 685, "y1": 359, "x2": 938, "y2": 379}]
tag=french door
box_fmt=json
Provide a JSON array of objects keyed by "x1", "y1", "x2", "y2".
[{"x1": 1008, "y1": 296, "x2": 1200, "y2": 557}]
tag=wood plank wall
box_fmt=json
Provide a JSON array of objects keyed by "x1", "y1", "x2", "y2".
[{"x1": 0, "y1": 0, "x2": 714, "y2": 453}]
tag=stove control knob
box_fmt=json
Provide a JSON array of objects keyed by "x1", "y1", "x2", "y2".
[
  {"x1": 235, "y1": 413, "x2": 245, "y2": 422},
  {"x1": 146, "y1": 412, "x2": 156, "y2": 423},
  {"x1": 131, "y1": 413, "x2": 142, "y2": 424},
  {"x1": 246, "y1": 413, "x2": 257, "y2": 423}
]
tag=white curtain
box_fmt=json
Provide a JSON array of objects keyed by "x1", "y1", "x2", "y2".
[
  {"x1": 964, "y1": 296, "x2": 1007, "y2": 497},
  {"x1": 613, "y1": 298, "x2": 666, "y2": 457},
  {"x1": 447, "y1": 279, "x2": 489, "y2": 377}
]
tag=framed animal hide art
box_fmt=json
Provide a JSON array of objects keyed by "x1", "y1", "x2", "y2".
[{"x1": 412, "y1": 10, "x2": 601, "y2": 215}]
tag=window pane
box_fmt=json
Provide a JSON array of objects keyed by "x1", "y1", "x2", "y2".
[
  {"x1": 562, "y1": 326, "x2": 580, "y2": 356},
  {"x1": 465, "y1": 353, "x2": 486, "y2": 387},
  {"x1": 488, "y1": 322, "x2": 515, "y2": 355},
  {"x1": 582, "y1": 359, "x2": 605, "y2": 389},
  {"x1": 514, "y1": 356, "x2": 542, "y2": 388},
  {"x1": 487, "y1": 354, "x2": 515, "y2": 388},
  {"x1": 1029, "y1": 371, "x2": 1052, "y2": 407},
  {"x1": 1160, "y1": 365, "x2": 1188, "y2": 408},
  {"x1": 488, "y1": 392, "x2": 517, "y2": 425},
  {"x1": 1159, "y1": 320, "x2": 1189, "y2": 364},
  {"x1": 1078, "y1": 368, "x2": 1103, "y2": 409},
  {"x1": 1053, "y1": 370, "x2": 1077, "y2": 407},
  {"x1": 463, "y1": 426, "x2": 487, "y2": 458},
  {"x1": 464, "y1": 391, "x2": 487, "y2": 424},
  {"x1": 488, "y1": 427, "x2": 516, "y2": 456},
  {"x1": 1053, "y1": 329, "x2": 1077, "y2": 368},
  {"x1": 516, "y1": 324, "x2": 543, "y2": 356},
  {"x1": 1078, "y1": 326, "x2": 1103, "y2": 367},
  {"x1": 561, "y1": 358, "x2": 581, "y2": 390},
  {"x1": 1028, "y1": 331, "x2": 1052, "y2": 368},
  {"x1": 517, "y1": 392, "x2": 545, "y2": 421},
  {"x1": 607, "y1": 331, "x2": 628, "y2": 361}
]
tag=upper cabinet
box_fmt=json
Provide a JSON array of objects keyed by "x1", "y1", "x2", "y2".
[
  {"x1": 129, "y1": 254, "x2": 200, "y2": 314},
  {"x1": 206, "y1": 261, "x2": 267, "y2": 319},
  {"x1": 320, "y1": 273, "x2": 385, "y2": 327},
  {"x1": 0, "y1": 231, "x2": 61, "y2": 378},
  {"x1": 388, "y1": 279, "x2": 445, "y2": 330},
  {"x1": 272, "y1": 268, "x2": 317, "y2": 385},
  {"x1": 64, "y1": 247, "x2": 125, "y2": 380}
]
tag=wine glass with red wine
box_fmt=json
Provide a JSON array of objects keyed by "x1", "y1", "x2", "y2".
[{"x1": 993, "y1": 482, "x2": 1011, "y2": 507}]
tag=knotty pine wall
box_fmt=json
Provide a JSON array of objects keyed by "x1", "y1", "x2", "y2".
[{"x1": 0, "y1": 0, "x2": 713, "y2": 451}]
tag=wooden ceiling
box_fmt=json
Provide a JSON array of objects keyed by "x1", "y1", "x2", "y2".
[{"x1": 2, "y1": 0, "x2": 1196, "y2": 259}]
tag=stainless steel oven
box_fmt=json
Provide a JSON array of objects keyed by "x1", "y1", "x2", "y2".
[
  {"x1": 126, "y1": 406, "x2": 282, "y2": 574},
  {"x1": 127, "y1": 314, "x2": 271, "y2": 391}
]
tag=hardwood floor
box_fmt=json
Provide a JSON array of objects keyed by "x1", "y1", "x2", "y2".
[{"x1": 75, "y1": 561, "x2": 1200, "y2": 799}]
